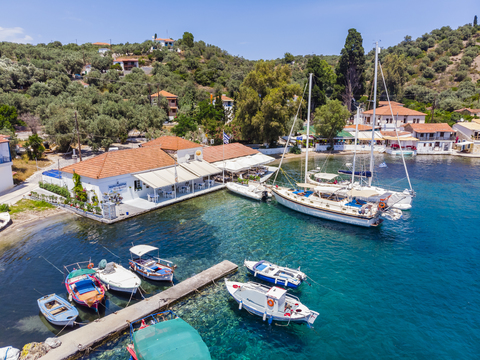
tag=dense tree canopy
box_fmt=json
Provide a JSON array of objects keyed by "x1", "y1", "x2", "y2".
[
  {"x1": 305, "y1": 56, "x2": 336, "y2": 111},
  {"x1": 313, "y1": 100, "x2": 350, "y2": 147}
]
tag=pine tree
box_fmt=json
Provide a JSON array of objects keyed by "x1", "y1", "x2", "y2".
[{"x1": 474, "y1": 15, "x2": 478, "y2": 27}]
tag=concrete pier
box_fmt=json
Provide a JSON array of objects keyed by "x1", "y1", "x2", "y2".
[{"x1": 40, "y1": 260, "x2": 237, "y2": 360}]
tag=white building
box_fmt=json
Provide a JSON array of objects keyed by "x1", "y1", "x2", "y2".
[
  {"x1": 362, "y1": 106, "x2": 427, "y2": 131},
  {"x1": 212, "y1": 95, "x2": 234, "y2": 121},
  {"x1": 154, "y1": 38, "x2": 174, "y2": 48},
  {"x1": 113, "y1": 58, "x2": 139, "y2": 71},
  {"x1": 0, "y1": 135, "x2": 14, "y2": 194},
  {"x1": 453, "y1": 120, "x2": 480, "y2": 154},
  {"x1": 404, "y1": 123, "x2": 455, "y2": 155}
]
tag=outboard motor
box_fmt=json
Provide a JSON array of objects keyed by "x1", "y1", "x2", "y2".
[{"x1": 262, "y1": 191, "x2": 269, "y2": 201}]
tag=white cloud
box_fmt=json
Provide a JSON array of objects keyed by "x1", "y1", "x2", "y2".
[{"x1": 0, "y1": 27, "x2": 33, "y2": 43}]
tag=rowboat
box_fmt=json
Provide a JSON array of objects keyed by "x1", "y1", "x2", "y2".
[
  {"x1": 95, "y1": 261, "x2": 141, "y2": 295},
  {"x1": 129, "y1": 245, "x2": 176, "y2": 282},
  {"x1": 37, "y1": 293, "x2": 78, "y2": 327},
  {"x1": 64, "y1": 263, "x2": 105, "y2": 311},
  {"x1": 126, "y1": 310, "x2": 211, "y2": 360},
  {"x1": 0, "y1": 212, "x2": 11, "y2": 231},
  {"x1": 244, "y1": 260, "x2": 307, "y2": 288},
  {"x1": 225, "y1": 280, "x2": 318, "y2": 327}
]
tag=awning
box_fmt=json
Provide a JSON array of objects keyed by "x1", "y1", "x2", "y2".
[
  {"x1": 235, "y1": 157, "x2": 259, "y2": 168},
  {"x1": 134, "y1": 166, "x2": 199, "y2": 189},
  {"x1": 313, "y1": 172, "x2": 338, "y2": 181},
  {"x1": 180, "y1": 160, "x2": 221, "y2": 177},
  {"x1": 348, "y1": 188, "x2": 379, "y2": 198},
  {"x1": 134, "y1": 171, "x2": 173, "y2": 188},
  {"x1": 250, "y1": 153, "x2": 275, "y2": 165},
  {"x1": 356, "y1": 131, "x2": 384, "y2": 141},
  {"x1": 212, "y1": 160, "x2": 248, "y2": 172},
  {"x1": 161, "y1": 166, "x2": 199, "y2": 183},
  {"x1": 129, "y1": 245, "x2": 158, "y2": 257},
  {"x1": 382, "y1": 136, "x2": 418, "y2": 141},
  {"x1": 296, "y1": 183, "x2": 314, "y2": 188}
]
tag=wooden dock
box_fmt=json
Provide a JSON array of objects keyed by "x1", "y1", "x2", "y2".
[{"x1": 40, "y1": 260, "x2": 238, "y2": 360}]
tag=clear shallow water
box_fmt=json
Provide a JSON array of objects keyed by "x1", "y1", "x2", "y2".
[{"x1": 1, "y1": 154, "x2": 480, "y2": 359}]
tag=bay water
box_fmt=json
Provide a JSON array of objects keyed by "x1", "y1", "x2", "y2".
[{"x1": 0, "y1": 154, "x2": 479, "y2": 359}]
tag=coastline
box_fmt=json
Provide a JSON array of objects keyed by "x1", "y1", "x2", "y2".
[
  {"x1": 0, "y1": 207, "x2": 71, "y2": 241},
  {"x1": 268, "y1": 150, "x2": 370, "y2": 165}
]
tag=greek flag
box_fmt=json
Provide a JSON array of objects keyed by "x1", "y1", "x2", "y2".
[{"x1": 223, "y1": 131, "x2": 230, "y2": 144}]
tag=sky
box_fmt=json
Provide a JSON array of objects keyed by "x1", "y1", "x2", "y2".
[{"x1": 0, "y1": 0, "x2": 478, "y2": 60}]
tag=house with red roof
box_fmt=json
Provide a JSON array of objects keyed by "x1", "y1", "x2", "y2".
[
  {"x1": 362, "y1": 106, "x2": 427, "y2": 131},
  {"x1": 150, "y1": 91, "x2": 178, "y2": 119},
  {"x1": 213, "y1": 95, "x2": 234, "y2": 121},
  {"x1": 142, "y1": 135, "x2": 203, "y2": 162},
  {"x1": 404, "y1": 123, "x2": 455, "y2": 154},
  {"x1": 0, "y1": 135, "x2": 14, "y2": 193},
  {"x1": 453, "y1": 108, "x2": 480, "y2": 117},
  {"x1": 113, "y1": 57, "x2": 139, "y2": 71},
  {"x1": 154, "y1": 38, "x2": 174, "y2": 49}
]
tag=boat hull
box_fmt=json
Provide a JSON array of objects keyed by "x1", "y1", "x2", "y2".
[
  {"x1": 226, "y1": 182, "x2": 269, "y2": 201},
  {"x1": 272, "y1": 188, "x2": 379, "y2": 227},
  {"x1": 129, "y1": 261, "x2": 174, "y2": 282},
  {"x1": 96, "y1": 264, "x2": 141, "y2": 295},
  {"x1": 65, "y1": 276, "x2": 105, "y2": 312},
  {"x1": 245, "y1": 267, "x2": 300, "y2": 288},
  {"x1": 37, "y1": 294, "x2": 78, "y2": 327}
]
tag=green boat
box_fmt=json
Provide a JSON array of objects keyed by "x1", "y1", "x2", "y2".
[{"x1": 126, "y1": 311, "x2": 211, "y2": 360}]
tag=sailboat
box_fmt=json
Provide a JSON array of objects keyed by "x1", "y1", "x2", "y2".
[{"x1": 270, "y1": 47, "x2": 403, "y2": 227}]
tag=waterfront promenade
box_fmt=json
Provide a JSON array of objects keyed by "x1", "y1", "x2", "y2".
[{"x1": 41, "y1": 260, "x2": 237, "y2": 360}]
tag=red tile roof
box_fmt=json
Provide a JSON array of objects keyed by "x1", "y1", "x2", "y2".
[
  {"x1": 344, "y1": 125, "x2": 374, "y2": 131},
  {"x1": 0, "y1": 135, "x2": 9, "y2": 144},
  {"x1": 453, "y1": 108, "x2": 480, "y2": 114},
  {"x1": 150, "y1": 90, "x2": 178, "y2": 98},
  {"x1": 378, "y1": 101, "x2": 404, "y2": 107},
  {"x1": 203, "y1": 143, "x2": 259, "y2": 163},
  {"x1": 363, "y1": 106, "x2": 427, "y2": 116},
  {"x1": 405, "y1": 123, "x2": 453, "y2": 133},
  {"x1": 221, "y1": 95, "x2": 233, "y2": 101},
  {"x1": 155, "y1": 38, "x2": 174, "y2": 42},
  {"x1": 380, "y1": 131, "x2": 411, "y2": 137},
  {"x1": 114, "y1": 58, "x2": 139, "y2": 62},
  {"x1": 60, "y1": 147, "x2": 175, "y2": 179},
  {"x1": 92, "y1": 42, "x2": 110, "y2": 46},
  {"x1": 142, "y1": 136, "x2": 200, "y2": 151}
]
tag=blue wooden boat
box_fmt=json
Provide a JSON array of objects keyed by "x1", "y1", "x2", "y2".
[
  {"x1": 37, "y1": 293, "x2": 79, "y2": 327},
  {"x1": 244, "y1": 260, "x2": 307, "y2": 289}
]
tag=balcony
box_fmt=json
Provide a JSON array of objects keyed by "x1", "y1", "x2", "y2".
[{"x1": 418, "y1": 135, "x2": 455, "y2": 141}]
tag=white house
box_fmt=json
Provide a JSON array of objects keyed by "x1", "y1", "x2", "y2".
[
  {"x1": 362, "y1": 106, "x2": 427, "y2": 131},
  {"x1": 154, "y1": 38, "x2": 175, "y2": 49},
  {"x1": 404, "y1": 123, "x2": 455, "y2": 154},
  {"x1": 113, "y1": 58, "x2": 139, "y2": 71},
  {"x1": 98, "y1": 48, "x2": 110, "y2": 55},
  {"x1": 213, "y1": 95, "x2": 234, "y2": 121},
  {"x1": 0, "y1": 135, "x2": 14, "y2": 194},
  {"x1": 453, "y1": 121, "x2": 480, "y2": 154}
]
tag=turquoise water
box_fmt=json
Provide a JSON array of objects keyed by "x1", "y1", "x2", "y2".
[{"x1": 1, "y1": 154, "x2": 480, "y2": 359}]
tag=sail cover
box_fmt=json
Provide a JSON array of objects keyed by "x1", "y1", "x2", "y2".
[
  {"x1": 133, "y1": 318, "x2": 211, "y2": 360},
  {"x1": 338, "y1": 170, "x2": 372, "y2": 178}
]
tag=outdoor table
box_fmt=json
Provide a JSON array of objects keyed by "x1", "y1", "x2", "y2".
[{"x1": 165, "y1": 191, "x2": 174, "y2": 198}]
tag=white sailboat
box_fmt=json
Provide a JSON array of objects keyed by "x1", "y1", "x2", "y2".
[{"x1": 271, "y1": 48, "x2": 403, "y2": 227}]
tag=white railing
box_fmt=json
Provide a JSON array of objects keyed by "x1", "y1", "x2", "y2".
[
  {"x1": 314, "y1": 145, "x2": 386, "y2": 152},
  {"x1": 258, "y1": 147, "x2": 290, "y2": 155}
]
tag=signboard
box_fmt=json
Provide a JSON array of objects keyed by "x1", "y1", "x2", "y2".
[{"x1": 108, "y1": 182, "x2": 127, "y2": 193}]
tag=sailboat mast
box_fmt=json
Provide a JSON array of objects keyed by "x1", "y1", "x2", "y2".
[
  {"x1": 369, "y1": 42, "x2": 379, "y2": 187},
  {"x1": 352, "y1": 106, "x2": 360, "y2": 185},
  {"x1": 305, "y1": 73, "x2": 313, "y2": 183}
]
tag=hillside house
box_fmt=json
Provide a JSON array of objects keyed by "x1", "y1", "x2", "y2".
[
  {"x1": 453, "y1": 108, "x2": 480, "y2": 117},
  {"x1": 213, "y1": 95, "x2": 234, "y2": 121},
  {"x1": 141, "y1": 136, "x2": 203, "y2": 162},
  {"x1": 154, "y1": 38, "x2": 174, "y2": 49},
  {"x1": 378, "y1": 101, "x2": 404, "y2": 107},
  {"x1": 0, "y1": 135, "x2": 14, "y2": 193},
  {"x1": 150, "y1": 90, "x2": 178, "y2": 120},
  {"x1": 404, "y1": 123, "x2": 454, "y2": 154},
  {"x1": 113, "y1": 58, "x2": 139, "y2": 71},
  {"x1": 362, "y1": 106, "x2": 426, "y2": 131},
  {"x1": 453, "y1": 121, "x2": 480, "y2": 154}
]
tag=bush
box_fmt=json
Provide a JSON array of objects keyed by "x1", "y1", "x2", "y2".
[
  {"x1": 419, "y1": 63, "x2": 427, "y2": 71},
  {"x1": 455, "y1": 70, "x2": 468, "y2": 81},
  {"x1": 435, "y1": 47, "x2": 444, "y2": 55},
  {"x1": 289, "y1": 145, "x2": 301, "y2": 154},
  {"x1": 38, "y1": 181, "x2": 70, "y2": 198},
  {"x1": 407, "y1": 65, "x2": 416, "y2": 75},
  {"x1": 423, "y1": 67, "x2": 435, "y2": 79},
  {"x1": 0, "y1": 204, "x2": 10, "y2": 212},
  {"x1": 427, "y1": 52, "x2": 436, "y2": 61},
  {"x1": 462, "y1": 56, "x2": 473, "y2": 66},
  {"x1": 432, "y1": 60, "x2": 448, "y2": 73},
  {"x1": 416, "y1": 77, "x2": 427, "y2": 86},
  {"x1": 421, "y1": 57, "x2": 430, "y2": 65}
]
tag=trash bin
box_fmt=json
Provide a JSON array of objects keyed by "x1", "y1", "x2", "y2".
[{"x1": 126, "y1": 212, "x2": 129, "y2": 215}]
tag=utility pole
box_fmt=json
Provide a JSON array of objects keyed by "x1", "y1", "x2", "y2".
[{"x1": 75, "y1": 111, "x2": 82, "y2": 162}]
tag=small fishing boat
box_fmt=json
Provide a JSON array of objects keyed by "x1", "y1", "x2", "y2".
[
  {"x1": 129, "y1": 245, "x2": 176, "y2": 282},
  {"x1": 244, "y1": 260, "x2": 307, "y2": 288},
  {"x1": 225, "y1": 280, "x2": 319, "y2": 327},
  {"x1": 37, "y1": 293, "x2": 78, "y2": 327},
  {"x1": 64, "y1": 263, "x2": 105, "y2": 311},
  {"x1": 126, "y1": 310, "x2": 211, "y2": 360},
  {"x1": 226, "y1": 182, "x2": 270, "y2": 201},
  {"x1": 0, "y1": 212, "x2": 11, "y2": 231},
  {"x1": 95, "y1": 260, "x2": 141, "y2": 295}
]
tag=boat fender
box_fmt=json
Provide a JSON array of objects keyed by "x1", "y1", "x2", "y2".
[
  {"x1": 267, "y1": 299, "x2": 274, "y2": 307},
  {"x1": 263, "y1": 312, "x2": 267, "y2": 321},
  {"x1": 254, "y1": 271, "x2": 257, "y2": 277},
  {"x1": 87, "y1": 262, "x2": 94, "y2": 269},
  {"x1": 107, "y1": 284, "x2": 110, "y2": 291},
  {"x1": 239, "y1": 301, "x2": 243, "y2": 310},
  {"x1": 268, "y1": 316, "x2": 273, "y2": 325},
  {"x1": 68, "y1": 293, "x2": 72, "y2": 302},
  {"x1": 274, "y1": 278, "x2": 277, "y2": 284}
]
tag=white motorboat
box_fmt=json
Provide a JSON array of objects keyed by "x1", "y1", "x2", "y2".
[
  {"x1": 244, "y1": 260, "x2": 306, "y2": 289},
  {"x1": 95, "y1": 261, "x2": 141, "y2": 294},
  {"x1": 129, "y1": 245, "x2": 176, "y2": 282},
  {"x1": 225, "y1": 280, "x2": 319, "y2": 326},
  {"x1": 0, "y1": 212, "x2": 11, "y2": 231},
  {"x1": 226, "y1": 182, "x2": 270, "y2": 201}
]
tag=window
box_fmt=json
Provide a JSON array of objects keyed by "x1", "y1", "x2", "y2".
[
  {"x1": 429, "y1": 133, "x2": 434, "y2": 138},
  {"x1": 134, "y1": 180, "x2": 143, "y2": 191},
  {"x1": 439, "y1": 132, "x2": 444, "y2": 137}
]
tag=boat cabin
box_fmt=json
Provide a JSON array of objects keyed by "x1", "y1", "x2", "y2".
[{"x1": 266, "y1": 286, "x2": 287, "y2": 313}]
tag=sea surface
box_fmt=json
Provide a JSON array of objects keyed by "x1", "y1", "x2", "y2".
[{"x1": 1, "y1": 154, "x2": 479, "y2": 359}]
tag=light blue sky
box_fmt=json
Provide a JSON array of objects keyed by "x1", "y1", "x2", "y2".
[{"x1": 0, "y1": 0, "x2": 477, "y2": 59}]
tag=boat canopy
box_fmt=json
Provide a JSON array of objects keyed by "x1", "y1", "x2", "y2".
[
  {"x1": 130, "y1": 245, "x2": 159, "y2": 257},
  {"x1": 338, "y1": 170, "x2": 372, "y2": 178},
  {"x1": 348, "y1": 188, "x2": 380, "y2": 198},
  {"x1": 296, "y1": 183, "x2": 314, "y2": 188},
  {"x1": 313, "y1": 172, "x2": 339, "y2": 181},
  {"x1": 133, "y1": 318, "x2": 211, "y2": 360},
  {"x1": 67, "y1": 268, "x2": 96, "y2": 279}
]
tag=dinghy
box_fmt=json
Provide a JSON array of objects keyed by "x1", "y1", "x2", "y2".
[
  {"x1": 37, "y1": 293, "x2": 78, "y2": 327},
  {"x1": 244, "y1": 260, "x2": 307, "y2": 289},
  {"x1": 64, "y1": 264, "x2": 105, "y2": 311},
  {"x1": 126, "y1": 310, "x2": 211, "y2": 360},
  {"x1": 129, "y1": 245, "x2": 176, "y2": 282},
  {"x1": 226, "y1": 182, "x2": 270, "y2": 201},
  {"x1": 95, "y1": 260, "x2": 141, "y2": 295},
  {"x1": 225, "y1": 280, "x2": 319, "y2": 326},
  {"x1": 0, "y1": 212, "x2": 11, "y2": 231}
]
